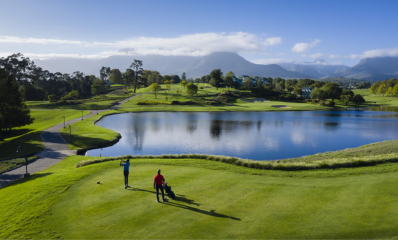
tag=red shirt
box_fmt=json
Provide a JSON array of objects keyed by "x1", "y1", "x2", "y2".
[{"x1": 154, "y1": 174, "x2": 164, "y2": 185}]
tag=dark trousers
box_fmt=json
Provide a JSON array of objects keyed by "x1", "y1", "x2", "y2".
[
  {"x1": 124, "y1": 170, "x2": 129, "y2": 185},
  {"x1": 156, "y1": 184, "x2": 164, "y2": 201}
]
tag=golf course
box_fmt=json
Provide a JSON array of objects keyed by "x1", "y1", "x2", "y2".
[{"x1": 2, "y1": 85, "x2": 398, "y2": 239}]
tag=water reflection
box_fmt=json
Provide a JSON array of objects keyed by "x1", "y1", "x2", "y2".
[{"x1": 87, "y1": 111, "x2": 398, "y2": 160}]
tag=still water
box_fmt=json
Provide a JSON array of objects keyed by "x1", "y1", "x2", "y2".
[{"x1": 87, "y1": 111, "x2": 398, "y2": 160}]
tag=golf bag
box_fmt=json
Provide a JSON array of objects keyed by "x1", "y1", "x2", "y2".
[{"x1": 162, "y1": 182, "x2": 176, "y2": 199}]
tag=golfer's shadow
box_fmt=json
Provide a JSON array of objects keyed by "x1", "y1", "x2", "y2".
[
  {"x1": 128, "y1": 187, "x2": 240, "y2": 220},
  {"x1": 129, "y1": 187, "x2": 200, "y2": 206}
]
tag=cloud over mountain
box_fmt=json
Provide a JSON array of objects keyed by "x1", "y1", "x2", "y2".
[{"x1": 291, "y1": 39, "x2": 321, "y2": 53}]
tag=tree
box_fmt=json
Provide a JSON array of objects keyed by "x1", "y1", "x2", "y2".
[
  {"x1": 123, "y1": 69, "x2": 135, "y2": 86},
  {"x1": 256, "y1": 79, "x2": 263, "y2": 89},
  {"x1": 352, "y1": 94, "x2": 365, "y2": 107},
  {"x1": 310, "y1": 88, "x2": 327, "y2": 100},
  {"x1": 340, "y1": 94, "x2": 351, "y2": 106},
  {"x1": 209, "y1": 69, "x2": 224, "y2": 90},
  {"x1": 377, "y1": 83, "x2": 388, "y2": 96},
  {"x1": 242, "y1": 79, "x2": 253, "y2": 89},
  {"x1": 393, "y1": 84, "x2": 398, "y2": 97},
  {"x1": 181, "y1": 72, "x2": 186, "y2": 81},
  {"x1": 149, "y1": 83, "x2": 161, "y2": 98},
  {"x1": 130, "y1": 59, "x2": 144, "y2": 93},
  {"x1": 225, "y1": 71, "x2": 236, "y2": 78},
  {"x1": 293, "y1": 86, "x2": 303, "y2": 96},
  {"x1": 186, "y1": 83, "x2": 198, "y2": 98},
  {"x1": 321, "y1": 82, "x2": 342, "y2": 102},
  {"x1": 91, "y1": 78, "x2": 108, "y2": 95},
  {"x1": 370, "y1": 82, "x2": 380, "y2": 95},
  {"x1": 100, "y1": 67, "x2": 111, "y2": 81},
  {"x1": 386, "y1": 87, "x2": 394, "y2": 96},
  {"x1": 108, "y1": 69, "x2": 123, "y2": 84},
  {"x1": 225, "y1": 76, "x2": 233, "y2": 89},
  {"x1": 164, "y1": 80, "x2": 171, "y2": 91},
  {"x1": 0, "y1": 69, "x2": 34, "y2": 141},
  {"x1": 68, "y1": 90, "x2": 80, "y2": 99},
  {"x1": 180, "y1": 80, "x2": 187, "y2": 89}
]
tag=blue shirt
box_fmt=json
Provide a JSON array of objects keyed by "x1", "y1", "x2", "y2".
[{"x1": 123, "y1": 162, "x2": 130, "y2": 171}]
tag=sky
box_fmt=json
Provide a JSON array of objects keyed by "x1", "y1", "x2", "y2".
[{"x1": 1, "y1": 0, "x2": 397, "y2": 66}]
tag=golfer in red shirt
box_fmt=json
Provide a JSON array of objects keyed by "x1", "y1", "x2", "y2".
[{"x1": 154, "y1": 169, "x2": 167, "y2": 203}]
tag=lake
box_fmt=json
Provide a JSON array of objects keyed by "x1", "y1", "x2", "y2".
[{"x1": 86, "y1": 111, "x2": 398, "y2": 160}]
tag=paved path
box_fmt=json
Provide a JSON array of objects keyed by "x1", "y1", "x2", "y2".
[{"x1": 0, "y1": 93, "x2": 142, "y2": 188}]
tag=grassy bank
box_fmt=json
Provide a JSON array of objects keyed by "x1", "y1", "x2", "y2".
[
  {"x1": 0, "y1": 156, "x2": 39, "y2": 173},
  {"x1": 59, "y1": 110, "x2": 120, "y2": 150},
  {"x1": 3, "y1": 155, "x2": 398, "y2": 238},
  {"x1": 0, "y1": 109, "x2": 90, "y2": 160}
]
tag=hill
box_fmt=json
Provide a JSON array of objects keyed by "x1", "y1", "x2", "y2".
[
  {"x1": 323, "y1": 57, "x2": 398, "y2": 81},
  {"x1": 278, "y1": 60, "x2": 349, "y2": 79}
]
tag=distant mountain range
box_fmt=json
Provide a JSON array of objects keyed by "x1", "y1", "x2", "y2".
[
  {"x1": 33, "y1": 52, "x2": 398, "y2": 81},
  {"x1": 33, "y1": 52, "x2": 311, "y2": 79}
]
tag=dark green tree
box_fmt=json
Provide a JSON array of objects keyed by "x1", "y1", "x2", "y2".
[
  {"x1": 109, "y1": 69, "x2": 123, "y2": 84},
  {"x1": 0, "y1": 69, "x2": 34, "y2": 141},
  {"x1": 181, "y1": 72, "x2": 186, "y2": 81},
  {"x1": 352, "y1": 94, "x2": 365, "y2": 107},
  {"x1": 91, "y1": 78, "x2": 108, "y2": 95},
  {"x1": 100, "y1": 67, "x2": 111, "y2": 81},
  {"x1": 130, "y1": 60, "x2": 144, "y2": 93},
  {"x1": 186, "y1": 83, "x2": 198, "y2": 98},
  {"x1": 321, "y1": 82, "x2": 342, "y2": 102},
  {"x1": 209, "y1": 69, "x2": 224, "y2": 90}
]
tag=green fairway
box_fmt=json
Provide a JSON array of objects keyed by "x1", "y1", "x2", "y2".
[
  {"x1": 354, "y1": 89, "x2": 398, "y2": 107},
  {"x1": 0, "y1": 109, "x2": 90, "y2": 160},
  {"x1": 3, "y1": 155, "x2": 398, "y2": 239}
]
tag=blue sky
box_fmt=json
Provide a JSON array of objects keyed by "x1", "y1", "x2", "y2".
[{"x1": 1, "y1": 0, "x2": 397, "y2": 66}]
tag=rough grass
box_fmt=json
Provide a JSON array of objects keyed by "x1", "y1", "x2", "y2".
[
  {"x1": 74, "y1": 139, "x2": 398, "y2": 171},
  {"x1": 4, "y1": 155, "x2": 398, "y2": 238},
  {"x1": 0, "y1": 156, "x2": 39, "y2": 173},
  {"x1": 0, "y1": 110, "x2": 90, "y2": 160}
]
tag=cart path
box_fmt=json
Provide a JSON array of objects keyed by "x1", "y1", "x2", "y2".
[{"x1": 0, "y1": 93, "x2": 145, "y2": 188}]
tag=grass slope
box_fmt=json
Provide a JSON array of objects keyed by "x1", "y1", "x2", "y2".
[
  {"x1": 59, "y1": 110, "x2": 120, "y2": 150},
  {"x1": 3, "y1": 156, "x2": 398, "y2": 238},
  {"x1": 0, "y1": 109, "x2": 90, "y2": 160}
]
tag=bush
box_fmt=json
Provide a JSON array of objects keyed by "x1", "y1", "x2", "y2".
[
  {"x1": 57, "y1": 99, "x2": 83, "y2": 105},
  {"x1": 199, "y1": 86, "x2": 204, "y2": 89}
]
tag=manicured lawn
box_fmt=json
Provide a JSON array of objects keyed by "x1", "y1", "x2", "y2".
[
  {"x1": 26, "y1": 99, "x2": 119, "y2": 110},
  {"x1": 0, "y1": 110, "x2": 90, "y2": 160},
  {"x1": 59, "y1": 110, "x2": 120, "y2": 150},
  {"x1": 2, "y1": 155, "x2": 398, "y2": 238},
  {"x1": 354, "y1": 89, "x2": 398, "y2": 107}
]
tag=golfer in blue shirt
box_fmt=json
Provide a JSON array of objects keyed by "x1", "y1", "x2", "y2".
[{"x1": 120, "y1": 159, "x2": 130, "y2": 189}]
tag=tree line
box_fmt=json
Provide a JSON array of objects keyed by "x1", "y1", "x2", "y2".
[{"x1": 369, "y1": 78, "x2": 398, "y2": 96}]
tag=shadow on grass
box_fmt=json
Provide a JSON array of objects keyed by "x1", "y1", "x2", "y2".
[
  {"x1": 0, "y1": 172, "x2": 53, "y2": 189},
  {"x1": 129, "y1": 187, "x2": 240, "y2": 220}
]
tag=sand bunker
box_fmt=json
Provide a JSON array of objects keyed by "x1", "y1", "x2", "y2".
[
  {"x1": 253, "y1": 98, "x2": 270, "y2": 102},
  {"x1": 240, "y1": 98, "x2": 254, "y2": 102},
  {"x1": 271, "y1": 105, "x2": 291, "y2": 108}
]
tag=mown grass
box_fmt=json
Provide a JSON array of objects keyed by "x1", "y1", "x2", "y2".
[
  {"x1": 3, "y1": 155, "x2": 398, "y2": 238},
  {"x1": 59, "y1": 110, "x2": 120, "y2": 150},
  {"x1": 0, "y1": 110, "x2": 90, "y2": 160}
]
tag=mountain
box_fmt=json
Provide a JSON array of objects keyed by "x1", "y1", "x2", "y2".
[
  {"x1": 172, "y1": 52, "x2": 311, "y2": 78},
  {"x1": 278, "y1": 60, "x2": 349, "y2": 79},
  {"x1": 33, "y1": 52, "x2": 311, "y2": 79},
  {"x1": 322, "y1": 57, "x2": 398, "y2": 81}
]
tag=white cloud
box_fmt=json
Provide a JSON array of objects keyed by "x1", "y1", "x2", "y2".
[
  {"x1": 251, "y1": 58, "x2": 295, "y2": 65},
  {"x1": 346, "y1": 47, "x2": 398, "y2": 59},
  {"x1": 0, "y1": 32, "x2": 283, "y2": 58},
  {"x1": 309, "y1": 53, "x2": 325, "y2": 58},
  {"x1": 291, "y1": 39, "x2": 321, "y2": 53}
]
